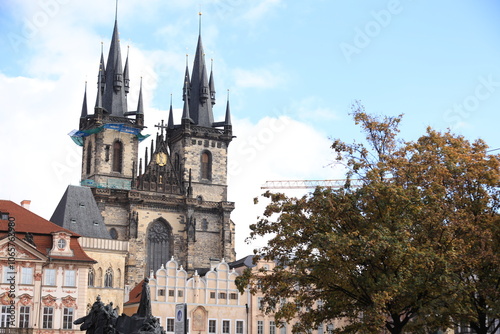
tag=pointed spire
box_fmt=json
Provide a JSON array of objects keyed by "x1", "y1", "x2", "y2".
[
  {"x1": 150, "y1": 139, "x2": 154, "y2": 156},
  {"x1": 224, "y1": 89, "x2": 232, "y2": 126},
  {"x1": 168, "y1": 94, "x2": 174, "y2": 129},
  {"x1": 96, "y1": 63, "x2": 103, "y2": 109},
  {"x1": 124, "y1": 45, "x2": 130, "y2": 95},
  {"x1": 137, "y1": 77, "x2": 144, "y2": 115},
  {"x1": 81, "y1": 82, "x2": 88, "y2": 118},
  {"x1": 145, "y1": 147, "x2": 148, "y2": 167},
  {"x1": 139, "y1": 158, "x2": 143, "y2": 176},
  {"x1": 182, "y1": 55, "x2": 190, "y2": 101},
  {"x1": 98, "y1": 42, "x2": 106, "y2": 95},
  {"x1": 189, "y1": 33, "x2": 214, "y2": 126},
  {"x1": 182, "y1": 92, "x2": 191, "y2": 123},
  {"x1": 199, "y1": 61, "x2": 209, "y2": 103},
  {"x1": 209, "y1": 58, "x2": 216, "y2": 105},
  {"x1": 102, "y1": 18, "x2": 127, "y2": 116}
]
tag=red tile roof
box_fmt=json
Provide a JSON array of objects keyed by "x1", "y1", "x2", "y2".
[
  {"x1": 125, "y1": 279, "x2": 145, "y2": 305},
  {"x1": 0, "y1": 200, "x2": 95, "y2": 263}
]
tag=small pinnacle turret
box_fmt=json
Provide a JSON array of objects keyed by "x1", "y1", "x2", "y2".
[
  {"x1": 81, "y1": 82, "x2": 88, "y2": 119},
  {"x1": 209, "y1": 59, "x2": 216, "y2": 106},
  {"x1": 124, "y1": 46, "x2": 130, "y2": 95}
]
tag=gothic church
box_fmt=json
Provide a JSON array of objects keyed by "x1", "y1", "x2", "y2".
[{"x1": 57, "y1": 16, "x2": 236, "y2": 287}]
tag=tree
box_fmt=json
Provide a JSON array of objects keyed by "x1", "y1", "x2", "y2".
[{"x1": 237, "y1": 103, "x2": 500, "y2": 334}]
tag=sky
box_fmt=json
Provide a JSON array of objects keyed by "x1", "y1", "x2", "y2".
[{"x1": 0, "y1": 0, "x2": 500, "y2": 258}]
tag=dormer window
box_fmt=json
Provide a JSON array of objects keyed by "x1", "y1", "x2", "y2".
[
  {"x1": 50, "y1": 232, "x2": 73, "y2": 257},
  {"x1": 57, "y1": 239, "x2": 66, "y2": 250}
]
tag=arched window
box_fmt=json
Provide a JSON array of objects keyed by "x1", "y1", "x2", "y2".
[
  {"x1": 174, "y1": 153, "x2": 180, "y2": 171},
  {"x1": 116, "y1": 269, "x2": 121, "y2": 289},
  {"x1": 147, "y1": 219, "x2": 172, "y2": 274},
  {"x1": 86, "y1": 142, "x2": 92, "y2": 175},
  {"x1": 112, "y1": 141, "x2": 123, "y2": 173},
  {"x1": 200, "y1": 151, "x2": 212, "y2": 180},
  {"x1": 104, "y1": 268, "x2": 113, "y2": 288},
  {"x1": 88, "y1": 268, "x2": 94, "y2": 287},
  {"x1": 109, "y1": 228, "x2": 118, "y2": 240},
  {"x1": 97, "y1": 268, "x2": 103, "y2": 287}
]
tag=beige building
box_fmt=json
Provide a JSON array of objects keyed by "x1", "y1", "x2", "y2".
[
  {"x1": 51, "y1": 185, "x2": 129, "y2": 312},
  {"x1": 0, "y1": 200, "x2": 95, "y2": 332},
  {"x1": 124, "y1": 257, "x2": 250, "y2": 334}
]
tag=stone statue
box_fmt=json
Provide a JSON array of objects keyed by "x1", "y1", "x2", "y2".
[{"x1": 75, "y1": 279, "x2": 163, "y2": 334}]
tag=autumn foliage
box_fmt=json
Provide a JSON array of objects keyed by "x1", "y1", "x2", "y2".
[{"x1": 237, "y1": 103, "x2": 500, "y2": 334}]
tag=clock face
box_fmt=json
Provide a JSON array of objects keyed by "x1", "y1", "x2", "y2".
[
  {"x1": 57, "y1": 239, "x2": 66, "y2": 249},
  {"x1": 156, "y1": 152, "x2": 167, "y2": 166}
]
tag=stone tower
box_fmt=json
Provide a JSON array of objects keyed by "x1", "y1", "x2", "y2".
[{"x1": 74, "y1": 16, "x2": 236, "y2": 287}]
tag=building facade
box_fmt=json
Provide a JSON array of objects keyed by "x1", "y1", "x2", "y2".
[
  {"x1": 69, "y1": 15, "x2": 236, "y2": 289},
  {"x1": 0, "y1": 200, "x2": 95, "y2": 333},
  {"x1": 123, "y1": 257, "x2": 250, "y2": 334}
]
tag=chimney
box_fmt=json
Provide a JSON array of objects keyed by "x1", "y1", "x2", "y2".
[{"x1": 21, "y1": 200, "x2": 31, "y2": 210}]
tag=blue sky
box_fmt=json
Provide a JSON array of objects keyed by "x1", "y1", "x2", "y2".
[{"x1": 1, "y1": 0, "x2": 500, "y2": 257}]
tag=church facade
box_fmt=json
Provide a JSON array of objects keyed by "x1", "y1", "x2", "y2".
[{"x1": 73, "y1": 16, "x2": 236, "y2": 287}]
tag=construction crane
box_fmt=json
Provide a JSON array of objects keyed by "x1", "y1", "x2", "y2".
[{"x1": 261, "y1": 179, "x2": 364, "y2": 190}]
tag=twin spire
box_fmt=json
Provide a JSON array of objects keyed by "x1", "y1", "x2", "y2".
[{"x1": 81, "y1": 12, "x2": 231, "y2": 130}]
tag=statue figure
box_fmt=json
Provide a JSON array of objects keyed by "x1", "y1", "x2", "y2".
[{"x1": 75, "y1": 280, "x2": 162, "y2": 334}]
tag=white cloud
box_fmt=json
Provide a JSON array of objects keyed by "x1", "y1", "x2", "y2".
[
  {"x1": 233, "y1": 67, "x2": 286, "y2": 89},
  {"x1": 241, "y1": 0, "x2": 284, "y2": 22},
  {"x1": 228, "y1": 115, "x2": 344, "y2": 257}
]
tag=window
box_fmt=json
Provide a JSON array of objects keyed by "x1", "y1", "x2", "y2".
[
  {"x1": 21, "y1": 267, "x2": 33, "y2": 285},
  {"x1": 230, "y1": 293, "x2": 238, "y2": 300},
  {"x1": 63, "y1": 307, "x2": 74, "y2": 329},
  {"x1": 0, "y1": 305, "x2": 11, "y2": 327},
  {"x1": 3, "y1": 266, "x2": 14, "y2": 284},
  {"x1": 166, "y1": 318, "x2": 174, "y2": 332},
  {"x1": 202, "y1": 218, "x2": 208, "y2": 231},
  {"x1": 222, "y1": 320, "x2": 230, "y2": 334},
  {"x1": 168, "y1": 290, "x2": 175, "y2": 297},
  {"x1": 110, "y1": 228, "x2": 118, "y2": 240},
  {"x1": 19, "y1": 306, "x2": 30, "y2": 328},
  {"x1": 112, "y1": 141, "x2": 123, "y2": 173},
  {"x1": 200, "y1": 151, "x2": 212, "y2": 180},
  {"x1": 158, "y1": 289, "x2": 165, "y2": 296},
  {"x1": 208, "y1": 320, "x2": 217, "y2": 334},
  {"x1": 104, "y1": 268, "x2": 113, "y2": 288},
  {"x1": 147, "y1": 220, "x2": 172, "y2": 274},
  {"x1": 270, "y1": 321, "x2": 277, "y2": 334},
  {"x1": 44, "y1": 268, "x2": 56, "y2": 286},
  {"x1": 64, "y1": 270, "x2": 76, "y2": 287},
  {"x1": 178, "y1": 290, "x2": 184, "y2": 297},
  {"x1": 42, "y1": 307, "x2": 54, "y2": 329},
  {"x1": 317, "y1": 323, "x2": 324, "y2": 334},
  {"x1": 280, "y1": 323, "x2": 287, "y2": 334},
  {"x1": 258, "y1": 297, "x2": 264, "y2": 310},
  {"x1": 236, "y1": 320, "x2": 244, "y2": 334},
  {"x1": 58, "y1": 238, "x2": 66, "y2": 249},
  {"x1": 86, "y1": 142, "x2": 92, "y2": 174},
  {"x1": 88, "y1": 268, "x2": 94, "y2": 287},
  {"x1": 326, "y1": 323, "x2": 334, "y2": 333},
  {"x1": 257, "y1": 320, "x2": 264, "y2": 334},
  {"x1": 210, "y1": 291, "x2": 216, "y2": 299},
  {"x1": 219, "y1": 292, "x2": 227, "y2": 299}
]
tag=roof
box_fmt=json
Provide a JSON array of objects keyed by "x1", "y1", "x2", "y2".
[
  {"x1": 125, "y1": 279, "x2": 145, "y2": 305},
  {"x1": 50, "y1": 185, "x2": 111, "y2": 239},
  {"x1": 228, "y1": 255, "x2": 256, "y2": 269},
  {"x1": 0, "y1": 200, "x2": 95, "y2": 263}
]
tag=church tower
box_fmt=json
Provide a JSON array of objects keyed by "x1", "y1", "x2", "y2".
[
  {"x1": 72, "y1": 13, "x2": 236, "y2": 287},
  {"x1": 79, "y1": 19, "x2": 143, "y2": 191}
]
